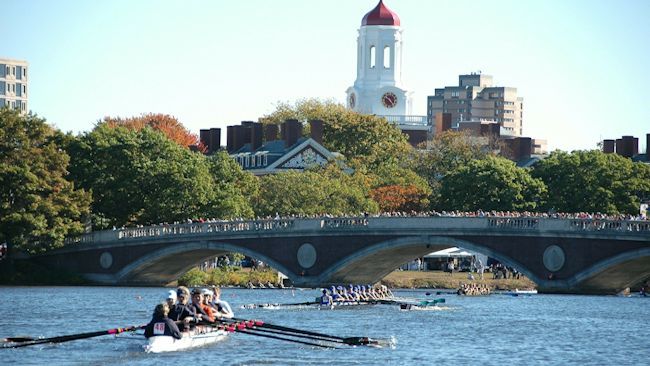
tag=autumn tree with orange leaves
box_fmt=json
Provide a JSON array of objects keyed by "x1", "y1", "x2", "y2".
[
  {"x1": 370, "y1": 184, "x2": 429, "y2": 212},
  {"x1": 101, "y1": 113, "x2": 204, "y2": 151}
]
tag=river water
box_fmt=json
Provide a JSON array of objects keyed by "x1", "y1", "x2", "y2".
[{"x1": 1, "y1": 286, "x2": 648, "y2": 365}]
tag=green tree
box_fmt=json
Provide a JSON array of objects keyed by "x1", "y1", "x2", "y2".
[
  {"x1": 205, "y1": 151, "x2": 258, "y2": 219},
  {"x1": 253, "y1": 164, "x2": 378, "y2": 217},
  {"x1": 0, "y1": 109, "x2": 91, "y2": 253},
  {"x1": 439, "y1": 156, "x2": 546, "y2": 211},
  {"x1": 66, "y1": 125, "x2": 251, "y2": 228},
  {"x1": 409, "y1": 130, "x2": 496, "y2": 208},
  {"x1": 532, "y1": 150, "x2": 650, "y2": 214}
]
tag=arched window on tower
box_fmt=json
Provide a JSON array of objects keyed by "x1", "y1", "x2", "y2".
[
  {"x1": 369, "y1": 46, "x2": 376, "y2": 69},
  {"x1": 383, "y1": 46, "x2": 391, "y2": 69}
]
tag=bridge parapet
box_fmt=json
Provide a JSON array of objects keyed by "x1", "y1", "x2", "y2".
[
  {"x1": 60, "y1": 216, "x2": 650, "y2": 247},
  {"x1": 116, "y1": 219, "x2": 296, "y2": 240},
  {"x1": 569, "y1": 219, "x2": 650, "y2": 232}
]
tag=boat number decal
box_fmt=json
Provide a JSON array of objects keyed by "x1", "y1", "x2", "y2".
[
  {"x1": 543, "y1": 245, "x2": 565, "y2": 272},
  {"x1": 153, "y1": 322, "x2": 165, "y2": 335},
  {"x1": 99, "y1": 252, "x2": 113, "y2": 269},
  {"x1": 297, "y1": 243, "x2": 317, "y2": 269}
]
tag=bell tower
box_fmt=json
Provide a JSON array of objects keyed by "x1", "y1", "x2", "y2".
[{"x1": 346, "y1": 0, "x2": 412, "y2": 116}]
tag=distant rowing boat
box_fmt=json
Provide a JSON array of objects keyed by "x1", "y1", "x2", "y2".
[
  {"x1": 144, "y1": 326, "x2": 228, "y2": 353},
  {"x1": 503, "y1": 289, "x2": 538, "y2": 296}
]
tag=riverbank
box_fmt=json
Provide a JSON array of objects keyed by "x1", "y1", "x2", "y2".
[{"x1": 381, "y1": 270, "x2": 537, "y2": 291}]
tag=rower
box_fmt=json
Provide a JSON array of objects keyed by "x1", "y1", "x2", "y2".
[
  {"x1": 330, "y1": 286, "x2": 343, "y2": 303},
  {"x1": 169, "y1": 286, "x2": 199, "y2": 330},
  {"x1": 190, "y1": 288, "x2": 215, "y2": 323},
  {"x1": 165, "y1": 290, "x2": 177, "y2": 308},
  {"x1": 211, "y1": 287, "x2": 234, "y2": 319},
  {"x1": 200, "y1": 289, "x2": 219, "y2": 321},
  {"x1": 144, "y1": 303, "x2": 182, "y2": 340}
]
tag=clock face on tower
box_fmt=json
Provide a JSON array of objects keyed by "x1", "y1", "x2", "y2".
[
  {"x1": 348, "y1": 93, "x2": 356, "y2": 109},
  {"x1": 381, "y1": 92, "x2": 397, "y2": 108}
]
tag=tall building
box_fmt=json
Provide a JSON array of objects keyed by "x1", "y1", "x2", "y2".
[
  {"x1": 346, "y1": 1, "x2": 428, "y2": 146},
  {"x1": 428, "y1": 73, "x2": 524, "y2": 136},
  {"x1": 0, "y1": 58, "x2": 29, "y2": 113}
]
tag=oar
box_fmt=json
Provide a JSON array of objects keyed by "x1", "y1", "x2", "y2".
[
  {"x1": 1, "y1": 324, "x2": 145, "y2": 349},
  {"x1": 198, "y1": 319, "x2": 339, "y2": 349},
  {"x1": 220, "y1": 319, "x2": 350, "y2": 344},
  {"x1": 230, "y1": 317, "x2": 385, "y2": 346},
  {"x1": 240, "y1": 301, "x2": 318, "y2": 309}
]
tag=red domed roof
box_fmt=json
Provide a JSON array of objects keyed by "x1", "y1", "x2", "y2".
[{"x1": 361, "y1": 0, "x2": 400, "y2": 27}]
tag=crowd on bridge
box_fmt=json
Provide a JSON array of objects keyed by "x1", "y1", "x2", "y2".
[{"x1": 112, "y1": 209, "x2": 649, "y2": 232}]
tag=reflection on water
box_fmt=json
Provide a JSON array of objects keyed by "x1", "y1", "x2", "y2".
[{"x1": 1, "y1": 287, "x2": 648, "y2": 365}]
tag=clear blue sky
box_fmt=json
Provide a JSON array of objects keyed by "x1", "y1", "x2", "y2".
[{"x1": 2, "y1": 0, "x2": 649, "y2": 151}]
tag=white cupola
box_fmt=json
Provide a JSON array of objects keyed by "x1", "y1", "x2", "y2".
[{"x1": 346, "y1": 0, "x2": 412, "y2": 116}]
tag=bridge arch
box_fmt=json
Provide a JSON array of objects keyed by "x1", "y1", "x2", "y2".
[
  {"x1": 317, "y1": 235, "x2": 541, "y2": 286},
  {"x1": 116, "y1": 240, "x2": 296, "y2": 285},
  {"x1": 559, "y1": 247, "x2": 650, "y2": 293}
]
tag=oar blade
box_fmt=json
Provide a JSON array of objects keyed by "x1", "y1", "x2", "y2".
[{"x1": 343, "y1": 336, "x2": 396, "y2": 348}]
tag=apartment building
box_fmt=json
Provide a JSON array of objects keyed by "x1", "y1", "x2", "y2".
[
  {"x1": 0, "y1": 58, "x2": 29, "y2": 113},
  {"x1": 428, "y1": 73, "x2": 523, "y2": 136}
]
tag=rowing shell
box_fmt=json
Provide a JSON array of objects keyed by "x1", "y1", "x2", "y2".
[{"x1": 144, "y1": 326, "x2": 228, "y2": 353}]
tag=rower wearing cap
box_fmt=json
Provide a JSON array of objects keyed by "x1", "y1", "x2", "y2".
[
  {"x1": 165, "y1": 290, "x2": 177, "y2": 308},
  {"x1": 200, "y1": 289, "x2": 218, "y2": 322},
  {"x1": 190, "y1": 288, "x2": 215, "y2": 323},
  {"x1": 329, "y1": 286, "x2": 343, "y2": 302},
  {"x1": 168, "y1": 286, "x2": 198, "y2": 330}
]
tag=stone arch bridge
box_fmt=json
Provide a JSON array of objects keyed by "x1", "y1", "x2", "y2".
[{"x1": 30, "y1": 216, "x2": 650, "y2": 294}]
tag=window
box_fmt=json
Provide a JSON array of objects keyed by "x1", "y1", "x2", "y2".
[
  {"x1": 21, "y1": 102, "x2": 26, "y2": 111},
  {"x1": 11, "y1": 84, "x2": 15, "y2": 93},
  {"x1": 22, "y1": 68, "x2": 26, "y2": 78},
  {"x1": 5, "y1": 66, "x2": 8, "y2": 75},
  {"x1": 369, "y1": 46, "x2": 376, "y2": 69},
  {"x1": 451, "y1": 91, "x2": 459, "y2": 98},
  {"x1": 458, "y1": 109, "x2": 465, "y2": 113},
  {"x1": 22, "y1": 85, "x2": 26, "y2": 94},
  {"x1": 12, "y1": 67, "x2": 16, "y2": 76},
  {"x1": 383, "y1": 46, "x2": 391, "y2": 68}
]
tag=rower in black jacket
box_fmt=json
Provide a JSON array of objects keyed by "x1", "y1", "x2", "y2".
[{"x1": 169, "y1": 287, "x2": 199, "y2": 330}]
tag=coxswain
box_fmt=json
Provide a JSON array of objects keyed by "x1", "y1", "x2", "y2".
[
  {"x1": 319, "y1": 289, "x2": 333, "y2": 306},
  {"x1": 144, "y1": 303, "x2": 182, "y2": 340}
]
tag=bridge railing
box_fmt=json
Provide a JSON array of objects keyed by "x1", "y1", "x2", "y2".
[
  {"x1": 322, "y1": 218, "x2": 369, "y2": 228},
  {"x1": 488, "y1": 218, "x2": 540, "y2": 229},
  {"x1": 568, "y1": 219, "x2": 650, "y2": 232},
  {"x1": 116, "y1": 219, "x2": 295, "y2": 240}
]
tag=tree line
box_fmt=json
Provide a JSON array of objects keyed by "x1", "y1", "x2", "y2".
[{"x1": 1, "y1": 102, "x2": 649, "y2": 253}]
